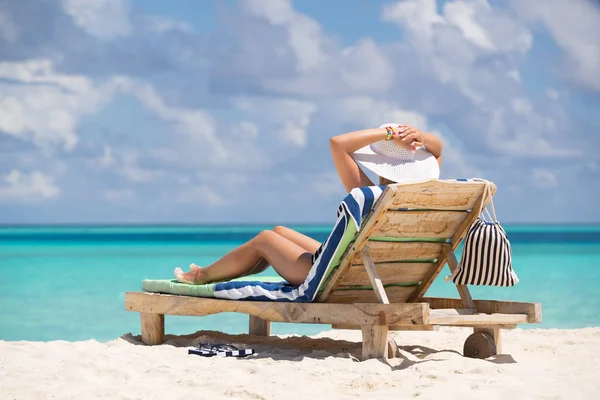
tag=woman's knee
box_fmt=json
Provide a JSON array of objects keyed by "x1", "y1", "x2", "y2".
[
  {"x1": 256, "y1": 229, "x2": 278, "y2": 244},
  {"x1": 272, "y1": 225, "x2": 287, "y2": 235}
]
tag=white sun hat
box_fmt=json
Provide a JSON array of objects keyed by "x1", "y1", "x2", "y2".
[{"x1": 351, "y1": 123, "x2": 440, "y2": 184}]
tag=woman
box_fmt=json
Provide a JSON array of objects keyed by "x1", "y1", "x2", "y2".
[{"x1": 174, "y1": 124, "x2": 443, "y2": 286}]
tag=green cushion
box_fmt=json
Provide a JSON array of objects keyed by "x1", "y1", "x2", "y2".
[{"x1": 142, "y1": 276, "x2": 285, "y2": 297}]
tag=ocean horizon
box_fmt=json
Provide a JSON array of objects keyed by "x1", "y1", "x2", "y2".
[{"x1": 1, "y1": 223, "x2": 599, "y2": 342}]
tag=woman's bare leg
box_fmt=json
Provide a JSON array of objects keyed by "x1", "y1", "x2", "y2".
[
  {"x1": 233, "y1": 225, "x2": 322, "y2": 277},
  {"x1": 272, "y1": 225, "x2": 321, "y2": 253},
  {"x1": 174, "y1": 230, "x2": 313, "y2": 286}
]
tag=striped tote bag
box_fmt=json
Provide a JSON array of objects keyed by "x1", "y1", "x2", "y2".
[{"x1": 449, "y1": 181, "x2": 519, "y2": 287}]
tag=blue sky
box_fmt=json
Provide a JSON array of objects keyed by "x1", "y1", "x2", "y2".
[{"x1": 0, "y1": 0, "x2": 598, "y2": 224}]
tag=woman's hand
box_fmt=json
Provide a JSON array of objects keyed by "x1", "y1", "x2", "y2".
[{"x1": 393, "y1": 125, "x2": 424, "y2": 152}]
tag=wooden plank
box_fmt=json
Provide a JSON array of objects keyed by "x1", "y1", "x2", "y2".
[
  {"x1": 474, "y1": 327, "x2": 502, "y2": 354},
  {"x1": 361, "y1": 247, "x2": 389, "y2": 304},
  {"x1": 316, "y1": 187, "x2": 397, "y2": 302},
  {"x1": 428, "y1": 309, "x2": 528, "y2": 325},
  {"x1": 249, "y1": 316, "x2": 271, "y2": 336},
  {"x1": 447, "y1": 324, "x2": 516, "y2": 329},
  {"x1": 362, "y1": 241, "x2": 444, "y2": 263},
  {"x1": 140, "y1": 312, "x2": 164, "y2": 345},
  {"x1": 371, "y1": 210, "x2": 467, "y2": 239},
  {"x1": 125, "y1": 292, "x2": 429, "y2": 325},
  {"x1": 327, "y1": 286, "x2": 416, "y2": 304},
  {"x1": 446, "y1": 247, "x2": 475, "y2": 309},
  {"x1": 340, "y1": 262, "x2": 434, "y2": 287},
  {"x1": 332, "y1": 323, "x2": 437, "y2": 331},
  {"x1": 361, "y1": 324, "x2": 389, "y2": 360},
  {"x1": 423, "y1": 297, "x2": 542, "y2": 323},
  {"x1": 408, "y1": 185, "x2": 493, "y2": 302},
  {"x1": 388, "y1": 179, "x2": 489, "y2": 210}
]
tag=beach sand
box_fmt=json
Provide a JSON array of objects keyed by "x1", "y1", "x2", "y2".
[{"x1": 2, "y1": 327, "x2": 599, "y2": 399}]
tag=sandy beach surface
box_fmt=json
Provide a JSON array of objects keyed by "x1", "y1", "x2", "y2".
[{"x1": 2, "y1": 327, "x2": 599, "y2": 400}]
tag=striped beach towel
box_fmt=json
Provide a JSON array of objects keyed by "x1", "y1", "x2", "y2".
[{"x1": 142, "y1": 185, "x2": 384, "y2": 302}]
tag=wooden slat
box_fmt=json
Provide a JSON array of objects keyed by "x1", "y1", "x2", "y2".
[
  {"x1": 445, "y1": 323, "x2": 516, "y2": 329},
  {"x1": 423, "y1": 297, "x2": 542, "y2": 323},
  {"x1": 428, "y1": 309, "x2": 528, "y2": 325},
  {"x1": 361, "y1": 241, "x2": 444, "y2": 263},
  {"x1": 361, "y1": 247, "x2": 389, "y2": 304},
  {"x1": 340, "y1": 262, "x2": 434, "y2": 287},
  {"x1": 316, "y1": 187, "x2": 397, "y2": 302},
  {"x1": 327, "y1": 286, "x2": 416, "y2": 304},
  {"x1": 446, "y1": 246, "x2": 475, "y2": 309},
  {"x1": 408, "y1": 184, "x2": 493, "y2": 302},
  {"x1": 125, "y1": 292, "x2": 429, "y2": 325},
  {"x1": 332, "y1": 323, "x2": 438, "y2": 331},
  {"x1": 371, "y1": 210, "x2": 468, "y2": 239},
  {"x1": 388, "y1": 179, "x2": 490, "y2": 210}
]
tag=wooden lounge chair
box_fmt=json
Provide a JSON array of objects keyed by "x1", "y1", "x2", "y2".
[{"x1": 125, "y1": 179, "x2": 541, "y2": 360}]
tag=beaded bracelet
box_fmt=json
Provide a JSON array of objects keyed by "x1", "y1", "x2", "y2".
[{"x1": 385, "y1": 126, "x2": 395, "y2": 141}]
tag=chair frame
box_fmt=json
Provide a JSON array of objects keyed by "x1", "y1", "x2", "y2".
[{"x1": 125, "y1": 180, "x2": 542, "y2": 360}]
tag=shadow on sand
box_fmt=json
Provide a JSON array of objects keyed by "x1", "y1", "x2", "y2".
[{"x1": 120, "y1": 330, "x2": 517, "y2": 366}]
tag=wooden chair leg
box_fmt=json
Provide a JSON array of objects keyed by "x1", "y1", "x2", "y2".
[
  {"x1": 249, "y1": 315, "x2": 271, "y2": 336},
  {"x1": 474, "y1": 327, "x2": 502, "y2": 354},
  {"x1": 140, "y1": 312, "x2": 164, "y2": 345},
  {"x1": 361, "y1": 324, "x2": 389, "y2": 360}
]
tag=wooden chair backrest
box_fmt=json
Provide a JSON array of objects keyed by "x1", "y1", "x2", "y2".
[{"x1": 316, "y1": 180, "x2": 495, "y2": 303}]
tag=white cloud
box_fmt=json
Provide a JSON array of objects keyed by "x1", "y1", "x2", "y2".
[
  {"x1": 511, "y1": 98, "x2": 533, "y2": 116},
  {"x1": 238, "y1": 0, "x2": 393, "y2": 96},
  {"x1": 339, "y1": 39, "x2": 394, "y2": 92},
  {"x1": 506, "y1": 70, "x2": 521, "y2": 83},
  {"x1": 444, "y1": 0, "x2": 495, "y2": 50},
  {"x1": 277, "y1": 100, "x2": 316, "y2": 148},
  {"x1": 103, "y1": 188, "x2": 135, "y2": 202},
  {"x1": 381, "y1": 0, "x2": 443, "y2": 49},
  {"x1": 233, "y1": 97, "x2": 317, "y2": 148},
  {"x1": 379, "y1": 1, "x2": 581, "y2": 162},
  {"x1": 232, "y1": 121, "x2": 259, "y2": 139},
  {"x1": 125, "y1": 81, "x2": 216, "y2": 142},
  {"x1": 143, "y1": 16, "x2": 194, "y2": 34},
  {"x1": 0, "y1": 59, "x2": 91, "y2": 91},
  {"x1": 174, "y1": 185, "x2": 226, "y2": 206},
  {"x1": 63, "y1": 0, "x2": 132, "y2": 40},
  {"x1": 0, "y1": 170, "x2": 60, "y2": 201},
  {"x1": 546, "y1": 88, "x2": 560, "y2": 100},
  {"x1": 532, "y1": 168, "x2": 558, "y2": 188},
  {"x1": 123, "y1": 82, "x2": 269, "y2": 168},
  {"x1": 485, "y1": 108, "x2": 578, "y2": 158},
  {"x1": 311, "y1": 172, "x2": 345, "y2": 198},
  {"x1": 332, "y1": 96, "x2": 429, "y2": 129},
  {"x1": 382, "y1": 0, "x2": 532, "y2": 105},
  {"x1": 98, "y1": 146, "x2": 114, "y2": 167},
  {"x1": 118, "y1": 150, "x2": 163, "y2": 183},
  {"x1": 0, "y1": 67, "x2": 268, "y2": 175},
  {"x1": 243, "y1": 0, "x2": 327, "y2": 71},
  {"x1": 0, "y1": 59, "x2": 121, "y2": 150},
  {"x1": 511, "y1": 0, "x2": 600, "y2": 91}
]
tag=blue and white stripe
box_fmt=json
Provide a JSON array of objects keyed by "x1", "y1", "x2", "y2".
[{"x1": 212, "y1": 185, "x2": 384, "y2": 302}]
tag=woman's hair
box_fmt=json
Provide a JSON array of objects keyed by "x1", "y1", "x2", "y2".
[{"x1": 378, "y1": 176, "x2": 396, "y2": 185}]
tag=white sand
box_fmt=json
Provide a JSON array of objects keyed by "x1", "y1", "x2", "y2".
[{"x1": 2, "y1": 327, "x2": 600, "y2": 400}]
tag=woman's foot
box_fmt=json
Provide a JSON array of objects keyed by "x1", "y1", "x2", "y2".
[{"x1": 174, "y1": 264, "x2": 204, "y2": 284}]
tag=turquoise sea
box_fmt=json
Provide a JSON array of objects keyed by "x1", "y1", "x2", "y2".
[{"x1": 1, "y1": 225, "x2": 599, "y2": 342}]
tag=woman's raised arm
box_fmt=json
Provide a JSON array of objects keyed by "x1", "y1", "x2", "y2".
[{"x1": 329, "y1": 127, "x2": 388, "y2": 192}]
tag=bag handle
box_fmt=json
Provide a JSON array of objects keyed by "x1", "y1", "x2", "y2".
[{"x1": 476, "y1": 180, "x2": 497, "y2": 222}]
